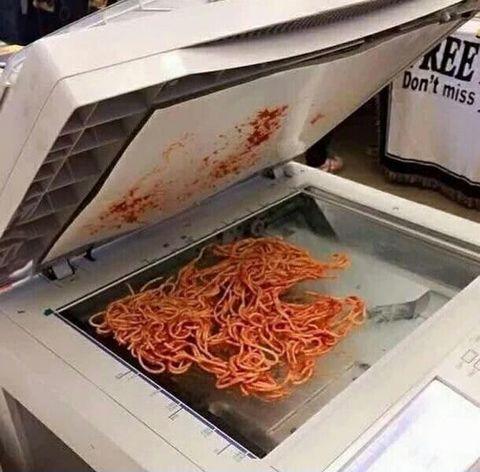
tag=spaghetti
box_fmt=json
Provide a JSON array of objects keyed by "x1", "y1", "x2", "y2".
[{"x1": 89, "y1": 237, "x2": 365, "y2": 400}]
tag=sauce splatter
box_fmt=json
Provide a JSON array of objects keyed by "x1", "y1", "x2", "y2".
[
  {"x1": 209, "y1": 105, "x2": 288, "y2": 180},
  {"x1": 100, "y1": 187, "x2": 159, "y2": 225},
  {"x1": 87, "y1": 180, "x2": 165, "y2": 235},
  {"x1": 310, "y1": 112, "x2": 325, "y2": 125},
  {"x1": 87, "y1": 132, "x2": 194, "y2": 235},
  {"x1": 162, "y1": 142, "x2": 184, "y2": 162},
  {"x1": 161, "y1": 132, "x2": 192, "y2": 162},
  {"x1": 86, "y1": 104, "x2": 289, "y2": 236}
]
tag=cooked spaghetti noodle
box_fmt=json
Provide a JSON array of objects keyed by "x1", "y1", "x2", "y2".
[{"x1": 89, "y1": 237, "x2": 365, "y2": 400}]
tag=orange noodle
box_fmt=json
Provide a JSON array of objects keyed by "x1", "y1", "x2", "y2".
[{"x1": 89, "y1": 237, "x2": 365, "y2": 400}]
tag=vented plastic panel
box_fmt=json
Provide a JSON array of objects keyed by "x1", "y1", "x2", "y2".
[
  {"x1": 210, "y1": 0, "x2": 475, "y2": 46},
  {"x1": 0, "y1": 92, "x2": 149, "y2": 280},
  {"x1": 212, "y1": 0, "x2": 407, "y2": 42}
]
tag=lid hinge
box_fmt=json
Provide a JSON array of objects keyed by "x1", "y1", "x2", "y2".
[
  {"x1": 263, "y1": 163, "x2": 292, "y2": 180},
  {"x1": 43, "y1": 258, "x2": 75, "y2": 281}
]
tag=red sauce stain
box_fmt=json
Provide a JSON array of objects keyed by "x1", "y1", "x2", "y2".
[
  {"x1": 102, "y1": 187, "x2": 159, "y2": 225},
  {"x1": 85, "y1": 105, "x2": 288, "y2": 237},
  {"x1": 177, "y1": 189, "x2": 194, "y2": 202},
  {"x1": 87, "y1": 132, "x2": 197, "y2": 235},
  {"x1": 161, "y1": 132, "x2": 191, "y2": 162},
  {"x1": 310, "y1": 112, "x2": 325, "y2": 125},
  {"x1": 88, "y1": 181, "x2": 165, "y2": 235},
  {"x1": 162, "y1": 141, "x2": 184, "y2": 162},
  {"x1": 209, "y1": 105, "x2": 288, "y2": 180}
]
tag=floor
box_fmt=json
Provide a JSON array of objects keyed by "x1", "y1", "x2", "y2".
[{"x1": 330, "y1": 104, "x2": 480, "y2": 224}]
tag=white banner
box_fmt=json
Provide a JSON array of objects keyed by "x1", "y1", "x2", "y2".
[{"x1": 386, "y1": 17, "x2": 480, "y2": 205}]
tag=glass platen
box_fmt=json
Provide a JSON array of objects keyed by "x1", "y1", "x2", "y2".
[{"x1": 57, "y1": 190, "x2": 480, "y2": 457}]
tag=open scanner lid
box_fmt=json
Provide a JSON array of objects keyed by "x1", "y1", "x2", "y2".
[{"x1": 0, "y1": 0, "x2": 477, "y2": 285}]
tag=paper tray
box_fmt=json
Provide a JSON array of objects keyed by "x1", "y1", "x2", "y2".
[{"x1": 56, "y1": 189, "x2": 480, "y2": 457}]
